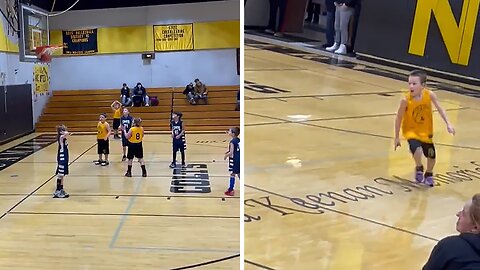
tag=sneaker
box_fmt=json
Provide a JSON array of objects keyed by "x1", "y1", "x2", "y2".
[
  {"x1": 425, "y1": 176, "x2": 434, "y2": 187},
  {"x1": 122, "y1": 155, "x2": 127, "y2": 161},
  {"x1": 101, "y1": 161, "x2": 109, "y2": 166},
  {"x1": 326, "y1": 43, "x2": 339, "y2": 52},
  {"x1": 334, "y1": 44, "x2": 347, "y2": 54},
  {"x1": 53, "y1": 189, "x2": 69, "y2": 198},
  {"x1": 273, "y1": 32, "x2": 284, "y2": 37},
  {"x1": 52, "y1": 189, "x2": 61, "y2": 198},
  {"x1": 142, "y1": 171, "x2": 147, "y2": 177},
  {"x1": 224, "y1": 190, "x2": 235, "y2": 196},
  {"x1": 181, "y1": 163, "x2": 186, "y2": 168},
  {"x1": 169, "y1": 162, "x2": 176, "y2": 169},
  {"x1": 125, "y1": 171, "x2": 132, "y2": 177},
  {"x1": 94, "y1": 160, "x2": 103, "y2": 165},
  {"x1": 415, "y1": 170, "x2": 424, "y2": 183}
]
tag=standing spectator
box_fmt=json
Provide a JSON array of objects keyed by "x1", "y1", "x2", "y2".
[
  {"x1": 183, "y1": 83, "x2": 196, "y2": 105},
  {"x1": 348, "y1": 0, "x2": 362, "y2": 53},
  {"x1": 323, "y1": 0, "x2": 336, "y2": 48},
  {"x1": 305, "y1": 0, "x2": 321, "y2": 24},
  {"x1": 266, "y1": 0, "x2": 288, "y2": 37},
  {"x1": 132, "y1": 82, "x2": 150, "y2": 107},
  {"x1": 326, "y1": 0, "x2": 357, "y2": 55},
  {"x1": 120, "y1": 83, "x2": 131, "y2": 106},
  {"x1": 194, "y1": 79, "x2": 208, "y2": 104}
]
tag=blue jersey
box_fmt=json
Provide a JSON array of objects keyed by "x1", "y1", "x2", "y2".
[
  {"x1": 120, "y1": 115, "x2": 134, "y2": 132},
  {"x1": 57, "y1": 137, "x2": 69, "y2": 164},
  {"x1": 171, "y1": 120, "x2": 185, "y2": 144},
  {"x1": 229, "y1": 137, "x2": 240, "y2": 174}
]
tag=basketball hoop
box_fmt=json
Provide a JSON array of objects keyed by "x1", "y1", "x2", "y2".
[{"x1": 34, "y1": 45, "x2": 63, "y2": 63}]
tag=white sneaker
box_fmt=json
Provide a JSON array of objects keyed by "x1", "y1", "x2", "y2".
[
  {"x1": 326, "y1": 43, "x2": 339, "y2": 52},
  {"x1": 334, "y1": 44, "x2": 347, "y2": 54}
]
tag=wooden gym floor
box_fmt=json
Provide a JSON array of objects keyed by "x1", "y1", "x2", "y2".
[
  {"x1": 0, "y1": 133, "x2": 239, "y2": 269},
  {"x1": 244, "y1": 37, "x2": 480, "y2": 270}
]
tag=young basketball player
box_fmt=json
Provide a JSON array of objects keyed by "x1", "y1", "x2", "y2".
[
  {"x1": 169, "y1": 112, "x2": 186, "y2": 168},
  {"x1": 224, "y1": 127, "x2": 240, "y2": 196},
  {"x1": 95, "y1": 113, "x2": 111, "y2": 166},
  {"x1": 394, "y1": 70, "x2": 455, "y2": 186},
  {"x1": 54, "y1": 125, "x2": 70, "y2": 198},
  {"x1": 123, "y1": 118, "x2": 147, "y2": 177},
  {"x1": 120, "y1": 107, "x2": 134, "y2": 161},
  {"x1": 111, "y1": 100, "x2": 122, "y2": 139}
]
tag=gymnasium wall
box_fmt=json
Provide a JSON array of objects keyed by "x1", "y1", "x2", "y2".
[
  {"x1": 0, "y1": 0, "x2": 50, "y2": 127},
  {"x1": 354, "y1": 0, "x2": 480, "y2": 82},
  {"x1": 48, "y1": 1, "x2": 240, "y2": 90}
]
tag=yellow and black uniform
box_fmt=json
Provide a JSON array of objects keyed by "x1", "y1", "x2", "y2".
[
  {"x1": 402, "y1": 89, "x2": 435, "y2": 158},
  {"x1": 113, "y1": 108, "x2": 121, "y2": 130},
  {"x1": 97, "y1": 121, "x2": 110, "y2": 154},
  {"x1": 127, "y1": 126, "x2": 144, "y2": 159}
]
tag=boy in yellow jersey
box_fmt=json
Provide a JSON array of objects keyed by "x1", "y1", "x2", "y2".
[
  {"x1": 111, "y1": 100, "x2": 122, "y2": 139},
  {"x1": 95, "y1": 113, "x2": 111, "y2": 166},
  {"x1": 394, "y1": 70, "x2": 455, "y2": 186},
  {"x1": 123, "y1": 118, "x2": 147, "y2": 177}
]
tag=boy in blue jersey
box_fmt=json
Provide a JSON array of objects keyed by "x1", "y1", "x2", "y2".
[
  {"x1": 120, "y1": 108, "x2": 134, "y2": 161},
  {"x1": 170, "y1": 112, "x2": 187, "y2": 168},
  {"x1": 224, "y1": 127, "x2": 240, "y2": 196},
  {"x1": 54, "y1": 125, "x2": 71, "y2": 198}
]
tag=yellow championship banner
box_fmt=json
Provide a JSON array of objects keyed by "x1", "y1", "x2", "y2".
[
  {"x1": 154, "y1": 24, "x2": 193, "y2": 52},
  {"x1": 33, "y1": 65, "x2": 49, "y2": 95}
]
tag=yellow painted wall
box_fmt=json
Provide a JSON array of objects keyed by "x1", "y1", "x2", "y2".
[
  {"x1": 194, "y1": 21, "x2": 240, "y2": 50},
  {"x1": 49, "y1": 20, "x2": 239, "y2": 56},
  {"x1": 0, "y1": 18, "x2": 20, "y2": 53}
]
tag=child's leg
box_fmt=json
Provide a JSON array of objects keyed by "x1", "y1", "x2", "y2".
[
  {"x1": 139, "y1": 158, "x2": 147, "y2": 177},
  {"x1": 423, "y1": 143, "x2": 436, "y2": 187},
  {"x1": 408, "y1": 139, "x2": 424, "y2": 182},
  {"x1": 172, "y1": 149, "x2": 177, "y2": 163},
  {"x1": 180, "y1": 147, "x2": 186, "y2": 165},
  {"x1": 228, "y1": 173, "x2": 236, "y2": 191},
  {"x1": 123, "y1": 146, "x2": 127, "y2": 156},
  {"x1": 125, "y1": 158, "x2": 133, "y2": 177},
  {"x1": 56, "y1": 175, "x2": 64, "y2": 191}
]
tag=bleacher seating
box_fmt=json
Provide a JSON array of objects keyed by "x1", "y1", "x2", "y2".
[{"x1": 36, "y1": 86, "x2": 240, "y2": 133}]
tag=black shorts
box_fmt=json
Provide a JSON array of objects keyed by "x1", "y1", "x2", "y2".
[
  {"x1": 97, "y1": 139, "x2": 110, "y2": 155},
  {"x1": 173, "y1": 141, "x2": 185, "y2": 152},
  {"x1": 408, "y1": 139, "x2": 436, "y2": 159},
  {"x1": 113, "y1": 118, "x2": 121, "y2": 130},
  {"x1": 121, "y1": 135, "x2": 129, "y2": 147},
  {"x1": 56, "y1": 162, "x2": 69, "y2": 176},
  {"x1": 127, "y1": 142, "x2": 144, "y2": 159}
]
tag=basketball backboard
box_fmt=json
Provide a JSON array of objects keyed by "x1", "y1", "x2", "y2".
[{"x1": 18, "y1": 4, "x2": 49, "y2": 62}]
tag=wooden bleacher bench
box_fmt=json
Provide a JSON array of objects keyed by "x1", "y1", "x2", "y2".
[{"x1": 36, "y1": 86, "x2": 240, "y2": 133}]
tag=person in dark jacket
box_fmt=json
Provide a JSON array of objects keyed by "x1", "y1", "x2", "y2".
[
  {"x1": 120, "y1": 83, "x2": 131, "y2": 106},
  {"x1": 423, "y1": 193, "x2": 480, "y2": 270},
  {"x1": 323, "y1": 0, "x2": 336, "y2": 48},
  {"x1": 183, "y1": 83, "x2": 196, "y2": 105},
  {"x1": 132, "y1": 82, "x2": 150, "y2": 107},
  {"x1": 266, "y1": 0, "x2": 288, "y2": 37}
]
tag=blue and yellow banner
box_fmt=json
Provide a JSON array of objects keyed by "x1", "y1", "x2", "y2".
[
  {"x1": 33, "y1": 65, "x2": 49, "y2": 95},
  {"x1": 62, "y1": 29, "x2": 98, "y2": 55}
]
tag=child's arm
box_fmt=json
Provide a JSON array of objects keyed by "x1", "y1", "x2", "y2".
[
  {"x1": 124, "y1": 129, "x2": 132, "y2": 139},
  {"x1": 142, "y1": 127, "x2": 145, "y2": 138},
  {"x1": 394, "y1": 97, "x2": 407, "y2": 150},
  {"x1": 110, "y1": 100, "x2": 121, "y2": 110},
  {"x1": 228, "y1": 142, "x2": 234, "y2": 158},
  {"x1": 105, "y1": 123, "x2": 111, "y2": 140},
  {"x1": 177, "y1": 123, "x2": 185, "y2": 138},
  {"x1": 430, "y1": 91, "x2": 455, "y2": 135}
]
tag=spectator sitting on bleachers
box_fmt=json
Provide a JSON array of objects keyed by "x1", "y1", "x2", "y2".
[
  {"x1": 183, "y1": 83, "x2": 196, "y2": 104},
  {"x1": 132, "y1": 82, "x2": 150, "y2": 107},
  {"x1": 194, "y1": 79, "x2": 208, "y2": 104},
  {"x1": 120, "y1": 83, "x2": 132, "y2": 106}
]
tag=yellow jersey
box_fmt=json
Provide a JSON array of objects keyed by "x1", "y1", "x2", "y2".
[
  {"x1": 128, "y1": 127, "x2": 144, "y2": 143},
  {"x1": 402, "y1": 89, "x2": 433, "y2": 143},
  {"x1": 97, "y1": 122, "x2": 109, "y2": 139},
  {"x1": 113, "y1": 108, "x2": 121, "y2": 119}
]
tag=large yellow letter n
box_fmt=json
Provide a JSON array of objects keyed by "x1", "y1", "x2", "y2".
[{"x1": 409, "y1": 0, "x2": 479, "y2": 66}]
